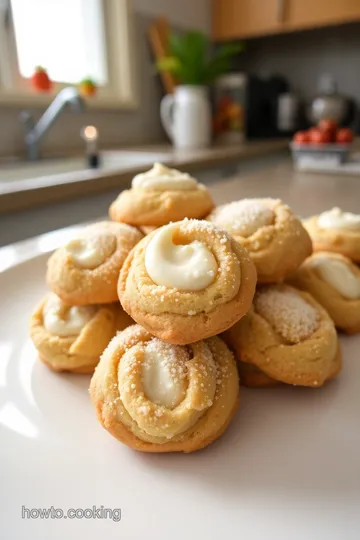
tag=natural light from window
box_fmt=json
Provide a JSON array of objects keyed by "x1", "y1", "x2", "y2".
[{"x1": 10, "y1": 0, "x2": 108, "y2": 84}]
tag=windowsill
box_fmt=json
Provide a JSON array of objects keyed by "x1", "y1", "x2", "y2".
[{"x1": 0, "y1": 90, "x2": 138, "y2": 110}]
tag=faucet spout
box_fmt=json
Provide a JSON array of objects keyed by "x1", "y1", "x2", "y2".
[{"x1": 21, "y1": 86, "x2": 85, "y2": 161}]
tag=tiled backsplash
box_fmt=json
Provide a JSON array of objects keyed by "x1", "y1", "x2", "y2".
[{"x1": 237, "y1": 22, "x2": 360, "y2": 102}]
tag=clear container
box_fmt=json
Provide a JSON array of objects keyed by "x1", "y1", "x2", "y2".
[{"x1": 213, "y1": 73, "x2": 247, "y2": 144}]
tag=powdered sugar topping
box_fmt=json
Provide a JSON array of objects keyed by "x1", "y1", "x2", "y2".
[
  {"x1": 214, "y1": 199, "x2": 275, "y2": 237},
  {"x1": 255, "y1": 286, "x2": 320, "y2": 343}
]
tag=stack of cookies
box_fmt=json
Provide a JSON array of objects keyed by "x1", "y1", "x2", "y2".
[
  {"x1": 29, "y1": 162, "x2": 360, "y2": 453},
  {"x1": 30, "y1": 221, "x2": 142, "y2": 373},
  {"x1": 208, "y1": 198, "x2": 342, "y2": 388}
]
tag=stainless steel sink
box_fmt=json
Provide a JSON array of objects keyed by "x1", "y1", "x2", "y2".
[{"x1": 0, "y1": 150, "x2": 170, "y2": 184}]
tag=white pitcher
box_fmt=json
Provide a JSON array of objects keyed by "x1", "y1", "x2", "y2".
[{"x1": 160, "y1": 85, "x2": 211, "y2": 149}]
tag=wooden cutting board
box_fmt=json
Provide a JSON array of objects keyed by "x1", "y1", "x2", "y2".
[{"x1": 148, "y1": 17, "x2": 177, "y2": 94}]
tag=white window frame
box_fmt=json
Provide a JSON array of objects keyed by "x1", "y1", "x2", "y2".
[{"x1": 0, "y1": 0, "x2": 138, "y2": 110}]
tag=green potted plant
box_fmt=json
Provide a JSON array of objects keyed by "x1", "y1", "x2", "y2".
[{"x1": 157, "y1": 31, "x2": 243, "y2": 149}]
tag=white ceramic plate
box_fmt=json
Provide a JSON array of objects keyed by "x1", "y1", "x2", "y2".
[{"x1": 1, "y1": 232, "x2": 360, "y2": 540}]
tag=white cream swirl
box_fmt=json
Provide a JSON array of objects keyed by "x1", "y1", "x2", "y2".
[
  {"x1": 142, "y1": 339, "x2": 187, "y2": 408},
  {"x1": 43, "y1": 294, "x2": 97, "y2": 337},
  {"x1": 318, "y1": 207, "x2": 360, "y2": 231},
  {"x1": 309, "y1": 255, "x2": 360, "y2": 299},
  {"x1": 145, "y1": 223, "x2": 218, "y2": 291},
  {"x1": 65, "y1": 232, "x2": 116, "y2": 269},
  {"x1": 132, "y1": 162, "x2": 198, "y2": 191}
]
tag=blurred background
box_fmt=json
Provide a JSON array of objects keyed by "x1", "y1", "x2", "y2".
[{"x1": 0, "y1": 0, "x2": 359, "y2": 245}]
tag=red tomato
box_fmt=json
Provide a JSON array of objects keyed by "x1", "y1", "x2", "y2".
[
  {"x1": 309, "y1": 128, "x2": 331, "y2": 144},
  {"x1": 336, "y1": 128, "x2": 353, "y2": 144},
  {"x1": 318, "y1": 119, "x2": 338, "y2": 135},
  {"x1": 293, "y1": 131, "x2": 309, "y2": 144}
]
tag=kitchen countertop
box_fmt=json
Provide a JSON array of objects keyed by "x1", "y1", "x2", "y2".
[
  {"x1": 0, "y1": 139, "x2": 288, "y2": 214},
  {"x1": 1, "y1": 157, "x2": 359, "y2": 265}
]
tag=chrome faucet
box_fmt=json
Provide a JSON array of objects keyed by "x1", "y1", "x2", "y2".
[{"x1": 20, "y1": 87, "x2": 84, "y2": 161}]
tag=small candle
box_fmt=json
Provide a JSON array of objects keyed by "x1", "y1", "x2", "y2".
[{"x1": 81, "y1": 125, "x2": 99, "y2": 168}]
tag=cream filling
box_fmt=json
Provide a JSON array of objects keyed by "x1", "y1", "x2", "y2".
[
  {"x1": 317, "y1": 207, "x2": 360, "y2": 231},
  {"x1": 309, "y1": 256, "x2": 360, "y2": 299},
  {"x1": 132, "y1": 162, "x2": 198, "y2": 191},
  {"x1": 43, "y1": 294, "x2": 97, "y2": 337},
  {"x1": 144, "y1": 223, "x2": 218, "y2": 290},
  {"x1": 65, "y1": 232, "x2": 116, "y2": 269},
  {"x1": 141, "y1": 340, "x2": 187, "y2": 408},
  {"x1": 215, "y1": 199, "x2": 275, "y2": 237}
]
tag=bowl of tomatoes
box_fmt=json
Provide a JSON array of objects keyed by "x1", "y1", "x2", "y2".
[{"x1": 290, "y1": 120, "x2": 354, "y2": 165}]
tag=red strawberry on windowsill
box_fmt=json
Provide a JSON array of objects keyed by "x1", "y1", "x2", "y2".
[{"x1": 31, "y1": 66, "x2": 52, "y2": 92}]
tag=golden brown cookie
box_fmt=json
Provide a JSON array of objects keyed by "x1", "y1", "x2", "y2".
[
  {"x1": 288, "y1": 251, "x2": 360, "y2": 334},
  {"x1": 47, "y1": 221, "x2": 143, "y2": 305},
  {"x1": 89, "y1": 325, "x2": 239, "y2": 453},
  {"x1": 30, "y1": 293, "x2": 133, "y2": 373},
  {"x1": 208, "y1": 198, "x2": 312, "y2": 283},
  {"x1": 138, "y1": 225, "x2": 158, "y2": 236},
  {"x1": 118, "y1": 219, "x2": 257, "y2": 344},
  {"x1": 224, "y1": 284, "x2": 340, "y2": 387},
  {"x1": 228, "y1": 344, "x2": 341, "y2": 388},
  {"x1": 237, "y1": 361, "x2": 278, "y2": 388},
  {"x1": 109, "y1": 163, "x2": 214, "y2": 226},
  {"x1": 303, "y1": 207, "x2": 360, "y2": 262}
]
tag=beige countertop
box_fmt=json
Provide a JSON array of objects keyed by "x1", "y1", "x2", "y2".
[
  {"x1": 209, "y1": 159, "x2": 360, "y2": 216},
  {"x1": 1, "y1": 156, "x2": 359, "y2": 262},
  {"x1": 0, "y1": 139, "x2": 288, "y2": 214}
]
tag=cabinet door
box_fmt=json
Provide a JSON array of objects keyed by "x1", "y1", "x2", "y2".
[
  {"x1": 284, "y1": 0, "x2": 360, "y2": 31},
  {"x1": 212, "y1": 0, "x2": 284, "y2": 40}
]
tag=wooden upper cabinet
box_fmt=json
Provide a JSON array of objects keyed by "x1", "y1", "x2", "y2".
[
  {"x1": 212, "y1": 0, "x2": 360, "y2": 41},
  {"x1": 285, "y1": 0, "x2": 360, "y2": 31},
  {"x1": 212, "y1": 0, "x2": 283, "y2": 40}
]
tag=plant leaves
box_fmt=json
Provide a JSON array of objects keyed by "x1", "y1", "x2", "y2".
[
  {"x1": 156, "y1": 56, "x2": 182, "y2": 75},
  {"x1": 214, "y1": 42, "x2": 245, "y2": 60},
  {"x1": 203, "y1": 57, "x2": 232, "y2": 84},
  {"x1": 157, "y1": 31, "x2": 243, "y2": 84},
  {"x1": 168, "y1": 31, "x2": 208, "y2": 84}
]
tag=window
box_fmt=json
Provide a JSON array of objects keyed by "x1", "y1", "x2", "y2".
[{"x1": 0, "y1": 0, "x2": 137, "y2": 109}]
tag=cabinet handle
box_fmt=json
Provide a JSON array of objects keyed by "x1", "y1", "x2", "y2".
[{"x1": 277, "y1": 0, "x2": 286, "y2": 22}]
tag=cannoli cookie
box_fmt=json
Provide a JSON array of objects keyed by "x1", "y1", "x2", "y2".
[
  {"x1": 109, "y1": 163, "x2": 214, "y2": 226},
  {"x1": 30, "y1": 293, "x2": 133, "y2": 373},
  {"x1": 138, "y1": 225, "x2": 157, "y2": 236},
  {"x1": 224, "y1": 284, "x2": 341, "y2": 387},
  {"x1": 90, "y1": 325, "x2": 239, "y2": 453},
  {"x1": 288, "y1": 251, "x2": 360, "y2": 334},
  {"x1": 47, "y1": 221, "x2": 143, "y2": 305},
  {"x1": 208, "y1": 198, "x2": 312, "y2": 283},
  {"x1": 236, "y1": 361, "x2": 278, "y2": 388},
  {"x1": 234, "y1": 342, "x2": 342, "y2": 388},
  {"x1": 118, "y1": 219, "x2": 257, "y2": 344},
  {"x1": 303, "y1": 207, "x2": 360, "y2": 262}
]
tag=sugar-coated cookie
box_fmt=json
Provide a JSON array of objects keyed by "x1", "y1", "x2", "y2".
[
  {"x1": 30, "y1": 293, "x2": 133, "y2": 373},
  {"x1": 208, "y1": 198, "x2": 312, "y2": 283},
  {"x1": 138, "y1": 225, "x2": 157, "y2": 236},
  {"x1": 109, "y1": 163, "x2": 214, "y2": 226},
  {"x1": 47, "y1": 221, "x2": 143, "y2": 305},
  {"x1": 303, "y1": 207, "x2": 360, "y2": 262},
  {"x1": 288, "y1": 251, "x2": 360, "y2": 334},
  {"x1": 233, "y1": 344, "x2": 341, "y2": 388},
  {"x1": 118, "y1": 219, "x2": 257, "y2": 344},
  {"x1": 224, "y1": 284, "x2": 341, "y2": 387},
  {"x1": 90, "y1": 325, "x2": 239, "y2": 453},
  {"x1": 236, "y1": 361, "x2": 278, "y2": 388}
]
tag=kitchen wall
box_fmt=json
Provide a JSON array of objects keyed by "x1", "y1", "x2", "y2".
[
  {"x1": 237, "y1": 22, "x2": 360, "y2": 103},
  {"x1": 0, "y1": 0, "x2": 211, "y2": 157}
]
